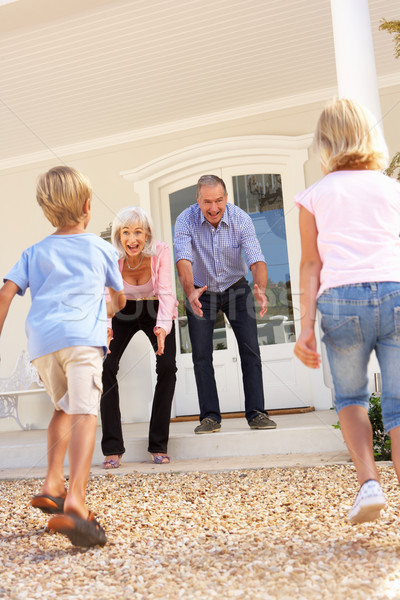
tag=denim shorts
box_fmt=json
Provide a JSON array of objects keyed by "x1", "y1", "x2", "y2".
[{"x1": 317, "y1": 282, "x2": 400, "y2": 432}]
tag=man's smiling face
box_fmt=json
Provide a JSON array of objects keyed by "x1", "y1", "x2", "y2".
[{"x1": 197, "y1": 183, "x2": 228, "y2": 228}]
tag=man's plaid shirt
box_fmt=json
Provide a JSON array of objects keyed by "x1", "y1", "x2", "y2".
[{"x1": 174, "y1": 203, "x2": 265, "y2": 293}]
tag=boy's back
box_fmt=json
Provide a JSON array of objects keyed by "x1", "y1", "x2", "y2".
[
  {"x1": 0, "y1": 165, "x2": 126, "y2": 548},
  {"x1": 5, "y1": 232, "x2": 122, "y2": 360}
]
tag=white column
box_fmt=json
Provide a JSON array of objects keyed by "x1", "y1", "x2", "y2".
[
  {"x1": 330, "y1": 0, "x2": 383, "y2": 127},
  {"x1": 330, "y1": 0, "x2": 384, "y2": 387}
]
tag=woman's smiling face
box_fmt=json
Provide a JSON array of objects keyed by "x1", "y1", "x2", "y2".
[{"x1": 120, "y1": 221, "x2": 148, "y2": 256}]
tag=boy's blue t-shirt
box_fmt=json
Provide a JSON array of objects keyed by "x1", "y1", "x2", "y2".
[{"x1": 4, "y1": 233, "x2": 123, "y2": 360}]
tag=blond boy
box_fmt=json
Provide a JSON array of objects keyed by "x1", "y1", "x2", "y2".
[{"x1": 0, "y1": 166, "x2": 125, "y2": 547}]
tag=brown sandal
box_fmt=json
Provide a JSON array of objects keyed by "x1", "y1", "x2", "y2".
[
  {"x1": 31, "y1": 492, "x2": 66, "y2": 514},
  {"x1": 47, "y1": 510, "x2": 107, "y2": 547}
]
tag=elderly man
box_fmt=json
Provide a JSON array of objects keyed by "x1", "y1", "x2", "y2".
[{"x1": 174, "y1": 174, "x2": 277, "y2": 433}]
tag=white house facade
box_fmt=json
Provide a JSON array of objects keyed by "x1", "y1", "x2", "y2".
[{"x1": 0, "y1": 0, "x2": 399, "y2": 431}]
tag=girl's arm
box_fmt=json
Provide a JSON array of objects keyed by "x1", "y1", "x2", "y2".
[{"x1": 294, "y1": 206, "x2": 322, "y2": 369}]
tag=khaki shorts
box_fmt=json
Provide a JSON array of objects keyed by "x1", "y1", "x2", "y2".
[{"x1": 32, "y1": 346, "x2": 104, "y2": 416}]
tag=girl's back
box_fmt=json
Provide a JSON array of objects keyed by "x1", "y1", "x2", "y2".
[{"x1": 295, "y1": 169, "x2": 400, "y2": 295}]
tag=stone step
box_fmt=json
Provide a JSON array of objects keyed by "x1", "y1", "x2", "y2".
[{"x1": 0, "y1": 410, "x2": 346, "y2": 470}]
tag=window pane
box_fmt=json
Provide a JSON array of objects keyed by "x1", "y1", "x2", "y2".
[{"x1": 232, "y1": 174, "x2": 296, "y2": 345}]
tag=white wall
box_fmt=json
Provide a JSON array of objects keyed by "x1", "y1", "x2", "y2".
[{"x1": 1, "y1": 86, "x2": 399, "y2": 430}]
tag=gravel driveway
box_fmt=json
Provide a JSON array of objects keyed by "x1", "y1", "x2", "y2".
[{"x1": 1, "y1": 464, "x2": 400, "y2": 599}]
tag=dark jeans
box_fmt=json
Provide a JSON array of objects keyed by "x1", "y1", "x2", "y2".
[
  {"x1": 186, "y1": 280, "x2": 267, "y2": 423},
  {"x1": 100, "y1": 300, "x2": 177, "y2": 455}
]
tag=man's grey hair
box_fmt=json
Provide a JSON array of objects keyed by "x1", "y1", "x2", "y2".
[{"x1": 196, "y1": 174, "x2": 227, "y2": 199}]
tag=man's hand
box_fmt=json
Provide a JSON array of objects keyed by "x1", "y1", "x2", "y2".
[
  {"x1": 253, "y1": 283, "x2": 268, "y2": 318},
  {"x1": 154, "y1": 327, "x2": 166, "y2": 355},
  {"x1": 188, "y1": 286, "x2": 207, "y2": 317},
  {"x1": 176, "y1": 260, "x2": 206, "y2": 317}
]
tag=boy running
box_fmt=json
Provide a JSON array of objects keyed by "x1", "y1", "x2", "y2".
[{"x1": 0, "y1": 166, "x2": 126, "y2": 547}]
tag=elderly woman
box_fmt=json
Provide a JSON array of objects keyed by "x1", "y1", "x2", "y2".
[{"x1": 101, "y1": 206, "x2": 178, "y2": 466}]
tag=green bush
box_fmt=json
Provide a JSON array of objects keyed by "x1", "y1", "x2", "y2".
[
  {"x1": 333, "y1": 393, "x2": 391, "y2": 461},
  {"x1": 368, "y1": 393, "x2": 392, "y2": 461}
]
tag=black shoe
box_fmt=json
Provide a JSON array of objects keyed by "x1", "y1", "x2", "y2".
[
  {"x1": 194, "y1": 418, "x2": 221, "y2": 434},
  {"x1": 248, "y1": 412, "x2": 277, "y2": 430}
]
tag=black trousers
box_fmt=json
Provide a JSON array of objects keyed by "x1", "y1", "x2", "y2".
[{"x1": 100, "y1": 300, "x2": 177, "y2": 455}]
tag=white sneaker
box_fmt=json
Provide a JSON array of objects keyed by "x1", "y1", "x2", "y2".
[{"x1": 348, "y1": 479, "x2": 386, "y2": 524}]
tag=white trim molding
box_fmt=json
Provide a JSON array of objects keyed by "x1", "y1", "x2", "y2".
[
  {"x1": 121, "y1": 135, "x2": 314, "y2": 185},
  {"x1": 120, "y1": 134, "x2": 314, "y2": 221}
]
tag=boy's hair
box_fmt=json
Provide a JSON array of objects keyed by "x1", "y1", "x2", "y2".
[
  {"x1": 36, "y1": 166, "x2": 92, "y2": 228},
  {"x1": 313, "y1": 98, "x2": 389, "y2": 174},
  {"x1": 111, "y1": 206, "x2": 156, "y2": 257}
]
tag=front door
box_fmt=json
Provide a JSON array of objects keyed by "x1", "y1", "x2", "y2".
[
  {"x1": 160, "y1": 161, "x2": 311, "y2": 417},
  {"x1": 223, "y1": 167, "x2": 308, "y2": 410}
]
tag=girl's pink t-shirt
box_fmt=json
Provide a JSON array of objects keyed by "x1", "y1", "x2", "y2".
[{"x1": 295, "y1": 170, "x2": 400, "y2": 296}]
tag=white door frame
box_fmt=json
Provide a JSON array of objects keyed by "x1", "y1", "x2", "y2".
[{"x1": 121, "y1": 135, "x2": 333, "y2": 414}]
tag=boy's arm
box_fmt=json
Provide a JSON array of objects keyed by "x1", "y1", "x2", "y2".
[
  {"x1": 107, "y1": 288, "x2": 126, "y2": 318},
  {"x1": 0, "y1": 280, "x2": 20, "y2": 336}
]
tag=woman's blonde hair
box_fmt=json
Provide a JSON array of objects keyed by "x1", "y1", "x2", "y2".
[
  {"x1": 36, "y1": 166, "x2": 92, "y2": 227},
  {"x1": 313, "y1": 98, "x2": 388, "y2": 174},
  {"x1": 111, "y1": 206, "x2": 156, "y2": 257}
]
